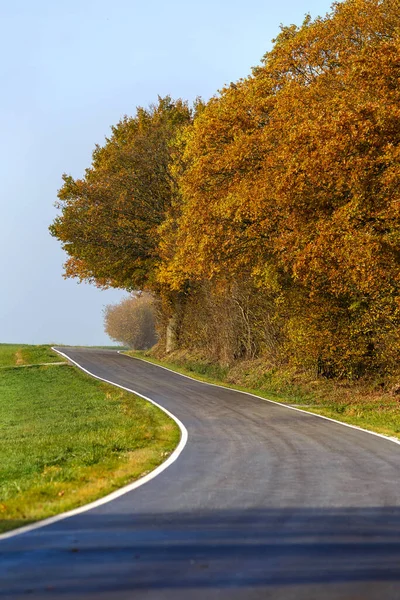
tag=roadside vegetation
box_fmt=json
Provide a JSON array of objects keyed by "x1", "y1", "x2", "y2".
[
  {"x1": 0, "y1": 345, "x2": 179, "y2": 534},
  {"x1": 129, "y1": 350, "x2": 400, "y2": 442},
  {"x1": 51, "y1": 0, "x2": 400, "y2": 431}
]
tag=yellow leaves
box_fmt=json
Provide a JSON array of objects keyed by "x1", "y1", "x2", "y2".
[
  {"x1": 50, "y1": 1, "x2": 400, "y2": 376},
  {"x1": 51, "y1": 97, "x2": 193, "y2": 292},
  {"x1": 156, "y1": 0, "x2": 400, "y2": 375}
]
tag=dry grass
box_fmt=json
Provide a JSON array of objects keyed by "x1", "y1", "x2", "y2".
[{"x1": 14, "y1": 350, "x2": 24, "y2": 366}]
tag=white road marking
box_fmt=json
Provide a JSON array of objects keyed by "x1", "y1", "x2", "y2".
[{"x1": 121, "y1": 352, "x2": 400, "y2": 448}]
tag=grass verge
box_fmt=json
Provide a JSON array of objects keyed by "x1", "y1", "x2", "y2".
[
  {"x1": 127, "y1": 350, "x2": 400, "y2": 442},
  {"x1": 0, "y1": 345, "x2": 179, "y2": 534}
]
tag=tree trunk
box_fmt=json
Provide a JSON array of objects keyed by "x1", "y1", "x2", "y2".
[
  {"x1": 165, "y1": 291, "x2": 185, "y2": 353},
  {"x1": 166, "y1": 313, "x2": 179, "y2": 353}
]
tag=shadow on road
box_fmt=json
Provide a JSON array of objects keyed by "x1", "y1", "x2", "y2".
[{"x1": 2, "y1": 506, "x2": 400, "y2": 596}]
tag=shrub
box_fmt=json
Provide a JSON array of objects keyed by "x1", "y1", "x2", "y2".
[{"x1": 104, "y1": 293, "x2": 157, "y2": 349}]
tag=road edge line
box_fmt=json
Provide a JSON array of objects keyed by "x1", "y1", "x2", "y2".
[
  {"x1": 120, "y1": 352, "x2": 400, "y2": 448},
  {"x1": 0, "y1": 348, "x2": 188, "y2": 541}
]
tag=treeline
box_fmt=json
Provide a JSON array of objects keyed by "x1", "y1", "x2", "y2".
[{"x1": 51, "y1": 0, "x2": 400, "y2": 379}]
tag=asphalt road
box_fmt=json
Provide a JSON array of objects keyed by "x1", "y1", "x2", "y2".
[{"x1": 1, "y1": 348, "x2": 400, "y2": 599}]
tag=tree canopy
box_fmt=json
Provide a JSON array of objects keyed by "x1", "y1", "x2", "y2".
[
  {"x1": 52, "y1": 0, "x2": 400, "y2": 376},
  {"x1": 50, "y1": 96, "x2": 193, "y2": 290}
]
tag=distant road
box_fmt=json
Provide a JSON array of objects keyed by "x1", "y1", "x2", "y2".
[{"x1": 1, "y1": 348, "x2": 400, "y2": 599}]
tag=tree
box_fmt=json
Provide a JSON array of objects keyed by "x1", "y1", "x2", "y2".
[
  {"x1": 160, "y1": 0, "x2": 400, "y2": 375},
  {"x1": 52, "y1": 1, "x2": 400, "y2": 376},
  {"x1": 104, "y1": 293, "x2": 157, "y2": 349},
  {"x1": 50, "y1": 96, "x2": 193, "y2": 291}
]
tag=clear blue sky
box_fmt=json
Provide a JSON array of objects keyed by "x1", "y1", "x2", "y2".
[{"x1": 0, "y1": 0, "x2": 334, "y2": 345}]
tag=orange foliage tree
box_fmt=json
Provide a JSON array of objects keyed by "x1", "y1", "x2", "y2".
[
  {"x1": 50, "y1": 97, "x2": 193, "y2": 291},
  {"x1": 160, "y1": 0, "x2": 400, "y2": 375},
  {"x1": 51, "y1": 0, "x2": 400, "y2": 376}
]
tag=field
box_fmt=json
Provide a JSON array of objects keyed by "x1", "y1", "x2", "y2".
[
  {"x1": 0, "y1": 344, "x2": 62, "y2": 367},
  {"x1": 0, "y1": 345, "x2": 179, "y2": 534}
]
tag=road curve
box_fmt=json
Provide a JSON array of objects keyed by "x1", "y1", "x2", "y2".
[{"x1": 1, "y1": 348, "x2": 400, "y2": 599}]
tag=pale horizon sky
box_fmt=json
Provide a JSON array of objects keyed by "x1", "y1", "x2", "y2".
[{"x1": 1, "y1": 0, "x2": 335, "y2": 345}]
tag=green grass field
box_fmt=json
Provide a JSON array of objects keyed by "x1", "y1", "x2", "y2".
[
  {"x1": 0, "y1": 345, "x2": 179, "y2": 534},
  {"x1": 0, "y1": 344, "x2": 62, "y2": 367}
]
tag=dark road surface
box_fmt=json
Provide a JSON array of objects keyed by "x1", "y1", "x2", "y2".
[{"x1": 1, "y1": 348, "x2": 400, "y2": 599}]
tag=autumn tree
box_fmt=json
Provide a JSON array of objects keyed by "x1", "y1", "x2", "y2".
[
  {"x1": 104, "y1": 293, "x2": 157, "y2": 349},
  {"x1": 50, "y1": 96, "x2": 193, "y2": 291},
  {"x1": 259, "y1": 0, "x2": 400, "y2": 374},
  {"x1": 51, "y1": 0, "x2": 400, "y2": 376},
  {"x1": 50, "y1": 96, "x2": 198, "y2": 352},
  {"x1": 160, "y1": 0, "x2": 400, "y2": 375}
]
